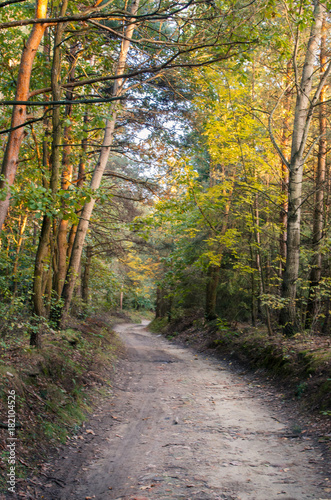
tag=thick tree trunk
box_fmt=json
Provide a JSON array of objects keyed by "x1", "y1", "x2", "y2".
[
  {"x1": 0, "y1": 0, "x2": 48, "y2": 230},
  {"x1": 280, "y1": 2, "x2": 326, "y2": 335},
  {"x1": 60, "y1": 0, "x2": 140, "y2": 324},
  {"x1": 306, "y1": 18, "x2": 327, "y2": 328}
]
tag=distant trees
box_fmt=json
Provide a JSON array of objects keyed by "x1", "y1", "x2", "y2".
[{"x1": 137, "y1": 2, "x2": 331, "y2": 335}]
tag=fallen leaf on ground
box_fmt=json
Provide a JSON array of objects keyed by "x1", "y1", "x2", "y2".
[{"x1": 140, "y1": 484, "x2": 155, "y2": 490}]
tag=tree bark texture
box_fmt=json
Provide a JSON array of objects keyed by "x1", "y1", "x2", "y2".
[
  {"x1": 306, "y1": 17, "x2": 327, "y2": 328},
  {"x1": 0, "y1": 0, "x2": 48, "y2": 230},
  {"x1": 280, "y1": 1, "x2": 326, "y2": 335}
]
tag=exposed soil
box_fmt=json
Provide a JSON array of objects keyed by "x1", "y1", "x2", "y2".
[{"x1": 13, "y1": 322, "x2": 331, "y2": 500}]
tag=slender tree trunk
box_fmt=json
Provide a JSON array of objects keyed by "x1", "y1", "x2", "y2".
[
  {"x1": 81, "y1": 246, "x2": 92, "y2": 304},
  {"x1": 306, "y1": 18, "x2": 327, "y2": 328},
  {"x1": 280, "y1": 1, "x2": 327, "y2": 335},
  {"x1": 204, "y1": 168, "x2": 233, "y2": 321},
  {"x1": 54, "y1": 46, "x2": 76, "y2": 297},
  {"x1": 155, "y1": 287, "x2": 162, "y2": 318},
  {"x1": 205, "y1": 264, "x2": 220, "y2": 321},
  {"x1": 0, "y1": 0, "x2": 48, "y2": 230},
  {"x1": 155, "y1": 286, "x2": 168, "y2": 318},
  {"x1": 250, "y1": 202, "x2": 273, "y2": 336},
  {"x1": 67, "y1": 112, "x2": 88, "y2": 261},
  {"x1": 33, "y1": 215, "x2": 51, "y2": 316},
  {"x1": 12, "y1": 212, "x2": 28, "y2": 295},
  {"x1": 279, "y1": 61, "x2": 291, "y2": 280},
  {"x1": 60, "y1": 0, "x2": 140, "y2": 324},
  {"x1": 33, "y1": 1, "x2": 67, "y2": 318},
  {"x1": 254, "y1": 193, "x2": 263, "y2": 318},
  {"x1": 249, "y1": 242, "x2": 257, "y2": 326}
]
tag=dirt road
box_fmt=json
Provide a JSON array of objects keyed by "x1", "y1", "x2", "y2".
[{"x1": 36, "y1": 322, "x2": 330, "y2": 500}]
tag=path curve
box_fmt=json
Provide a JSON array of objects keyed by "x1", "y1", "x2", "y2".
[{"x1": 37, "y1": 322, "x2": 330, "y2": 500}]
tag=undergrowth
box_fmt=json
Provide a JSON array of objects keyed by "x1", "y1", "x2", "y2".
[{"x1": 0, "y1": 315, "x2": 122, "y2": 491}]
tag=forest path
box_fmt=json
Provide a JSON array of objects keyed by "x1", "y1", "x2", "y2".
[{"x1": 37, "y1": 322, "x2": 330, "y2": 500}]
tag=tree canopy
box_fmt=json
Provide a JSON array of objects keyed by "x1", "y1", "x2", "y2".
[{"x1": 0, "y1": 0, "x2": 331, "y2": 340}]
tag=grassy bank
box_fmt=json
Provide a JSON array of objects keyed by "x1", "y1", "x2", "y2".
[{"x1": 0, "y1": 313, "x2": 125, "y2": 491}]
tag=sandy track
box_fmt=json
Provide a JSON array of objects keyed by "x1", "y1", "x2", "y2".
[{"x1": 35, "y1": 323, "x2": 330, "y2": 500}]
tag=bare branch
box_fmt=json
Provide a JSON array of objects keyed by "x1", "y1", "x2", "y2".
[
  {"x1": 268, "y1": 87, "x2": 291, "y2": 169},
  {"x1": 0, "y1": 0, "x2": 25, "y2": 7},
  {"x1": 0, "y1": 96, "x2": 124, "y2": 106},
  {"x1": 29, "y1": 40, "x2": 253, "y2": 99},
  {"x1": 0, "y1": 0, "x2": 197, "y2": 30},
  {"x1": 0, "y1": 110, "x2": 51, "y2": 135}
]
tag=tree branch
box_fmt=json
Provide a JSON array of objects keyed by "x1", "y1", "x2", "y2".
[
  {"x1": 29, "y1": 40, "x2": 253, "y2": 99},
  {"x1": 268, "y1": 87, "x2": 291, "y2": 169},
  {"x1": 0, "y1": 0, "x2": 197, "y2": 30},
  {"x1": 0, "y1": 0, "x2": 25, "y2": 7},
  {"x1": 0, "y1": 96, "x2": 124, "y2": 106},
  {"x1": 0, "y1": 111, "x2": 51, "y2": 135}
]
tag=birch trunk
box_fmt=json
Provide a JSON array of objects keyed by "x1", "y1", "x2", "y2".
[
  {"x1": 60, "y1": 0, "x2": 140, "y2": 323},
  {"x1": 280, "y1": 1, "x2": 326, "y2": 335},
  {"x1": 306, "y1": 17, "x2": 327, "y2": 328}
]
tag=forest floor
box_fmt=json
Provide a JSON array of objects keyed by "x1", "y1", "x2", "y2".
[{"x1": 11, "y1": 321, "x2": 331, "y2": 500}]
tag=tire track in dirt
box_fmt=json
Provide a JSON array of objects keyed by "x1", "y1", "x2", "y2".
[{"x1": 33, "y1": 322, "x2": 330, "y2": 500}]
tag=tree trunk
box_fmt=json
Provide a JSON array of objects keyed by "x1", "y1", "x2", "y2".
[
  {"x1": 205, "y1": 264, "x2": 220, "y2": 321},
  {"x1": 249, "y1": 242, "x2": 257, "y2": 326},
  {"x1": 305, "y1": 17, "x2": 327, "y2": 328},
  {"x1": 55, "y1": 45, "x2": 77, "y2": 297},
  {"x1": 280, "y1": 1, "x2": 327, "y2": 336},
  {"x1": 250, "y1": 200, "x2": 273, "y2": 336},
  {"x1": 12, "y1": 212, "x2": 28, "y2": 295},
  {"x1": 33, "y1": 216, "x2": 52, "y2": 317},
  {"x1": 60, "y1": 0, "x2": 140, "y2": 325},
  {"x1": 279, "y1": 60, "x2": 291, "y2": 279},
  {"x1": 81, "y1": 246, "x2": 92, "y2": 304},
  {"x1": 0, "y1": 0, "x2": 48, "y2": 230},
  {"x1": 67, "y1": 112, "x2": 88, "y2": 261},
  {"x1": 33, "y1": 1, "x2": 67, "y2": 319},
  {"x1": 254, "y1": 193, "x2": 263, "y2": 318}
]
